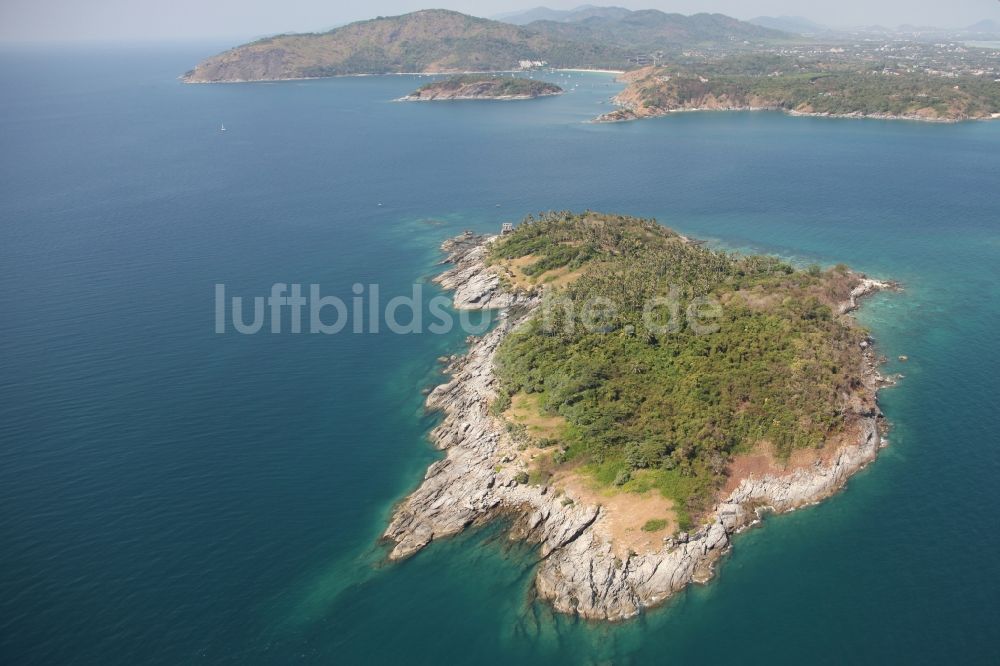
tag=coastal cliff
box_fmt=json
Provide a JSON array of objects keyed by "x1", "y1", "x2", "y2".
[{"x1": 384, "y1": 230, "x2": 893, "y2": 620}]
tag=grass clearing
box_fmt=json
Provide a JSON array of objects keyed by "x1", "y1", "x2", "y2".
[{"x1": 503, "y1": 392, "x2": 567, "y2": 442}]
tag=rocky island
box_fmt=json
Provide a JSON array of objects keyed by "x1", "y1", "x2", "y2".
[
  {"x1": 400, "y1": 75, "x2": 563, "y2": 101},
  {"x1": 384, "y1": 212, "x2": 896, "y2": 620}
]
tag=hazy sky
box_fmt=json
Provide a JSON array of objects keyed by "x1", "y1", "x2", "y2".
[{"x1": 2, "y1": 0, "x2": 999, "y2": 43}]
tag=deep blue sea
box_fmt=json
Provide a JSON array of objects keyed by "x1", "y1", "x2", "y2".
[{"x1": 1, "y1": 45, "x2": 999, "y2": 665}]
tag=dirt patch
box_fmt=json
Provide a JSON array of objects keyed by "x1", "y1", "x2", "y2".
[
  {"x1": 493, "y1": 255, "x2": 586, "y2": 292},
  {"x1": 535, "y1": 266, "x2": 585, "y2": 289},
  {"x1": 502, "y1": 393, "x2": 676, "y2": 555},
  {"x1": 504, "y1": 392, "x2": 566, "y2": 441},
  {"x1": 722, "y1": 417, "x2": 869, "y2": 496},
  {"x1": 492, "y1": 254, "x2": 541, "y2": 291},
  {"x1": 553, "y1": 469, "x2": 677, "y2": 557},
  {"x1": 723, "y1": 289, "x2": 781, "y2": 312}
]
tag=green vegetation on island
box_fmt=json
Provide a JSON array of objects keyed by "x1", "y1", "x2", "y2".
[
  {"x1": 488, "y1": 212, "x2": 877, "y2": 527},
  {"x1": 403, "y1": 75, "x2": 562, "y2": 100}
]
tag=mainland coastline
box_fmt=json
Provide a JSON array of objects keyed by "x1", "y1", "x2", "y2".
[
  {"x1": 596, "y1": 103, "x2": 1000, "y2": 124},
  {"x1": 383, "y1": 220, "x2": 896, "y2": 620},
  {"x1": 595, "y1": 66, "x2": 1000, "y2": 124}
]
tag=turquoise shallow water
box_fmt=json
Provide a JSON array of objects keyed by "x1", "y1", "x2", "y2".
[{"x1": 1, "y1": 45, "x2": 998, "y2": 664}]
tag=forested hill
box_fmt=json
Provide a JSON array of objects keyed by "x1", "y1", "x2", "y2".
[
  {"x1": 522, "y1": 10, "x2": 787, "y2": 53},
  {"x1": 182, "y1": 9, "x2": 787, "y2": 82},
  {"x1": 183, "y1": 10, "x2": 620, "y2": 82}
]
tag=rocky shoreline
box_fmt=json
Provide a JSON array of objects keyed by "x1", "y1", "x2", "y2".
[{"x1": 383, "y1": 232, "x2": 894, "y2": 621}]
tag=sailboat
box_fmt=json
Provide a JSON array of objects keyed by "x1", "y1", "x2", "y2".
[{"x1": 220, "y1": 122, "x2": 226, "y2": 132}]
